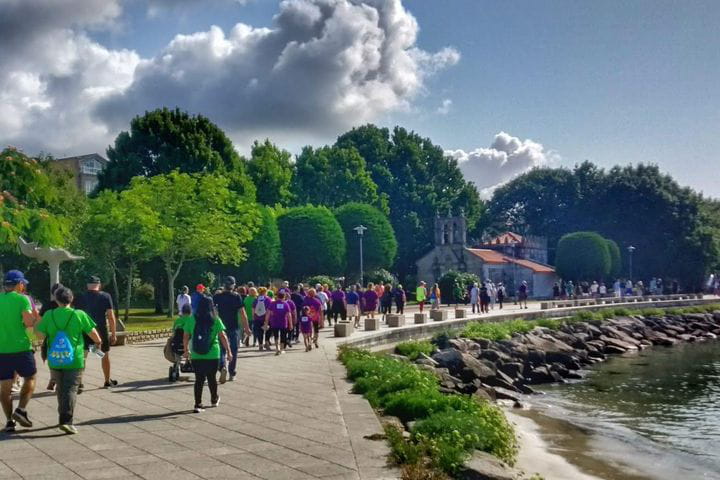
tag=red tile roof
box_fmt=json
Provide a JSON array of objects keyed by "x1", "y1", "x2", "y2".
[
  {"x1": 482, "y1": 232, "x2": 524, "y2": 246},
  {"x1": 466, "y1": 248, "x2": 555, "y2": 274},
  {"x1": 466, "y1": 249, "x2": 507, "y2": 264}
]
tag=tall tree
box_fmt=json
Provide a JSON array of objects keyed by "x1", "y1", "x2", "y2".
[
  {"x1": 97, "y1": 108, "x2": 255, "y2": 200},
  {"x1": 277, "y1": 206, "x2": 346, "y2": 281},
  {"x1": 247, "y1": 140, "x2": 294, "y2": 206},
  {"x1": 335, "y1": 125, "x2": 485, "y2": 279},
  {"x1": 334, "y1": 203, "x2": 397, "y2": 280},
  {"x1": 293, "y1": 145, "x2": 387, "y2": 213},
  {"x1": 555, "y1": 232, "x2": 611, "y2": 281},
  {"x1": 236, "y1": 206, "x2": 283, "y2": 282},
  {"x1": 123, "y1": 172, "x2": 257, "y2": 316}
]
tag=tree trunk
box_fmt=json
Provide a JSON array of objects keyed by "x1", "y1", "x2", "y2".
[
  {"x1": 124, "y1": 259, "x2": 134, "y2": 323},
  {"x1": 110, "y1": 265, "x2": 120, "y2": 316},
  {"x1": 165, "y1": 255, "x2": 185, "y2": 318}
]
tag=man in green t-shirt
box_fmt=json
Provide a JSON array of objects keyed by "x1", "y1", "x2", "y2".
[
  {"x1": 0, "y1": 270, "x2": 39, "y2": 433},
  {"x1": 35, "y1": 286, "x2": 102, "y2": 434}
]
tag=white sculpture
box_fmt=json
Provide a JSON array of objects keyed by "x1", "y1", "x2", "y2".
[{"x1": 18, "y1": 237, "x2": 84, "y2": 288}]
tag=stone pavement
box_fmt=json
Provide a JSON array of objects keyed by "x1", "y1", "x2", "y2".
[{"x1": 0, "y1": 329, "x2": 400, "y2": 480}]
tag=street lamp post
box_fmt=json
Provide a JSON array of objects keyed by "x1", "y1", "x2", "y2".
[
  {"x1": 354, "y1": 225, "x2": 367, "y2": 286},
  {"x1": 627, "y1": 245, "x2": 636, "y2": 281}
]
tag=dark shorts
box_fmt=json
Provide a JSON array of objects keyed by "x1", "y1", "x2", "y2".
[
  {"x1": 0, "y1": 352, "x2": 37, "y2": 381},
  {"x1": 84, "y1": 325, "x2": 110, "y2": 352}
]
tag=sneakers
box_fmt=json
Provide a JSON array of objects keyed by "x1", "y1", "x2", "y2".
[
  {"x1": 103, "y1": 380, "x2": 118, "y2": 388},
  {"x1": 193, "y1": 405, "x2": 206, "y2": 413},
  {"x1": 219, "y1": 367, "x2": 227, "y2": 384},
  {"x1": 228, "y1": 374, "x2": 235, "y2": 382},
  {"x1": 4, "y1": 420, "x2": 16, "y2": 433},
  {"x1": 46, "y1": 380, "x2": 56, "y2": 391},
  {"x1": 12, "y1": 408, "x2": 32, "y2": 428},
  {"x1": 211, "y1": 397, "x2": 220, "y2": 408},
  {"x1": 78, "y1": 383, "x2": 84, "y2": 394},
  {"x1": 59, "y1": 424, "x2": 78, "y2": 435}
]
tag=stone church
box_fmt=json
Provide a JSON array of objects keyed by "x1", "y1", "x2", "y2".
[{"x1": 415, "y1": 213, "x2": 558, "y2": 298}]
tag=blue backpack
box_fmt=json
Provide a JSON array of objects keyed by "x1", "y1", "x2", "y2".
[{"x1": 48, "y1": 310, "x2": 76, "y2": 368}]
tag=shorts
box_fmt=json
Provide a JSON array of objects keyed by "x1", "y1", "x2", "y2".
[
  {"x1": 300, "y1": 321, "x2": 313, "y2": 335},
  {"x1": 0, "y1": 352, "x2": 37, "y2": 381},
  {"x1": 347, "y1": 304, "x2": 359, "y2": 316},
  {"x1": 85, "y1": 325, "x2": 111, "y2": 352}
]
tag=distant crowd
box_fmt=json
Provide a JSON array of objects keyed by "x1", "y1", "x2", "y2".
[{"x1": 553, "y1": 277, "x2": 682, "y2": 300}]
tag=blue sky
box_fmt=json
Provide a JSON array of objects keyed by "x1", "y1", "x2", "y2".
[{"x1": 3, "y1": 0, "x2": 719, "y2": 197}]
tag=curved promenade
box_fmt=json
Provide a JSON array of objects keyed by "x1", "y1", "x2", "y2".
[{"x1": 3, "y1": 296, "x2": 717, "y2": 480}]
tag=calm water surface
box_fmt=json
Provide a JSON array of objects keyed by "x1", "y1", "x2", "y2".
[{"x1": 536, "y1": 341, "x2": 720, "y2": 479}]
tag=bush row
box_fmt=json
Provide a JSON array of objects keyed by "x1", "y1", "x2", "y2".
[{"x1": 338, "y1": 346, "x2": 518, "y2": 474}]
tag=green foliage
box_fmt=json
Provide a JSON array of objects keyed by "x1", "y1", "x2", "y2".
[
  {"x1": 304, "y1": 275, "x2": 337, "y2": 288},
  {"x1": 605, "y1": 239, "x2": 622, "y2": 277},
  {"x1": 335, "y1": 203, "x2": 397, "y2": 278},
  {"x1": 98, "y1": 107, "x2": 255, "y2": 200},
  {"x1": 293, "y1": 145, "x2": 387, "y2": 213},
  {"x1": 396, "y1": 340, "x2": 434, "y2": 360},
  {"x1": 555, "y1": 232, "x2": 611, "y2": 281},
  {"x1": 236, "y1": 206, "x2": 283, "y2": 282},
  {"x1": 365, "y1": 268, "x2": 396, "y2": 286},
  {"x1": 247, "y1": 140, "x2": 294, "y2": 206},
  {"x1": 277, "y1": 206, "x2": 346, "y2": 280},
  {"x1": 335, "y1": 125, "x2": 486, "y2": 279},
  {"x1": 438, "y1": 271, "x2": 479, "y2": 304},
  {"x1": 461, "y1": 319, "x2": 535, "y2": 341}
]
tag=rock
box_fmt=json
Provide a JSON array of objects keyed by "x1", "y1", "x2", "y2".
[
  {"x1": 415, "y1": 364, "x2": 437, "y2": 374},
  {"x1": 432, "y1": 349, "x2": 464, "y2": 373},
  {"x1": 460, "y1": 451, "x2": 521, "y2": 480},
  {"x1": 492, "y1": 386, "x2": 521, "y2": 403},
  {"x1": 380, "y1": 416, "x2": 405, "y2": 433},
  {"x1": 523, "y1": 333, "x2": 575, "y2": 354},
  {"x1": 498, "y1": 362, "x2": 524, "y2": 379},
  {"x1": 526, "y1": 348, "x2": 546, "y2": 365},
  {"x1": 388, "y1": 354, "x2": 410, "y2": 362},
  {"x1": 604, "y1": 345, "x2": 628, "y2": 355},
  {"x1": 417, "y1": 352, "x2": 438, "y2": 366},
  {"x1": 526, "y1": 366, "x2": 555, "y2": 384},
  {"x1": 545, "y1": 351, "x2": 580, "y2": 369},
  {"x1": 515, "y1": 383, "x2": 536, "y2": 394},
  {"x1": 484, "y1": 372, "x2": 520, "y2": 392},
  {"x1": 449, "y1": 338, "x2": 469, "y2": 352},
  {"x1": 599, "y1": 335, "x2": 638, "y2": 351},
  {"x1": 460, "y1": 353, "x2": 497, "y2": 381},
  {"x1": 415, "y1": 357, "x2": 437, "y2": 367},
  {"x1": 455, "y1": 382, "x2": 479, "y2": 394},
  {"x1": 474, "y1": 387, "x2": 496, "y2": 402}
]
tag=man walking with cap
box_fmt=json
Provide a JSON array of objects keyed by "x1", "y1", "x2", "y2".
[
  {"x1": 213, "y1": 276, "x2": 250, "y2": 383},
  {"x1": 75, "y1": 276, "x2": 118, "y2": 388},
  {"x1": 0, "y1": 270, "x2": 39, "y2": 432}
]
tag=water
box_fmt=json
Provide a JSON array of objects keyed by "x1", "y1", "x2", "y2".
[{"x1": 534, "y1": 341, "x2": 720, "y2": 479}]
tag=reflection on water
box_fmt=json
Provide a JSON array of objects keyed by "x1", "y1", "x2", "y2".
[{"x1": 541, "y1": 341, "x2": 720, "y2": 476}]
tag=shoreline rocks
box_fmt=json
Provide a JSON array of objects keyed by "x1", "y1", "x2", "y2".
[{"x1": 404, "y1": 312, "x2": 720, "y2": 404}]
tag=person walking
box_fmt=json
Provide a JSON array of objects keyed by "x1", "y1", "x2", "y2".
[
  {"x1": 74, "y1": 276, "x2": 118, "y2": 388},
  {"x1": 429, "y1": 283, "x2": 441, "y2": 310},
  {"x1": 316, "y1": 285, "x2": 330, "y2": 327},
  {"x1": 252, "y1": 287, "x2": 273, "y2": 351},
  {"x1": 393, "y1": 284, "x2": 406, "y2": 315},
  {"x1": 265, "y1": 292, "x2": 291, "y2": 356},
  {"x1": 213, "y1": 276, "x2": 250, "y2": 383},
  {"x1": 479, "y1": 282, "x2": 490, "y2": 314},
  {"x1": 298, "y1": 306, "x2": 313, "y2": 352},
  {"x1": 470, "y1": 283, "x2": 480, "y2": 314},
  {"x1": 380, "y1": 284, "x2": 393, "y2": 319},
  {"x1": 176, "y1": 286, "x2": 191, "y2": 315},
  {"x1": 346, "y1": 285, "x2": 361, "y2": 328},
  {"x1": 290, "y1": 285, "x2": 305, "y2": 342},
  {"x1": 183, "y1": 296, "x2": 230, "y2": 413},
  {"x1": 0, "y1": 270, "x2": 38, "y2": 433},
  {"x1": 191, "y1": 284, "x2": 206, "y2": 315},
  {"x1": 243, "y1": 287, "x2": 258, "y2": 347},
  {"x1": 40, "y1": 283, "x2": 63, "y2": 392},
  {"x1": 284, "y1": 292, "x2": 297, "y2": 349},
  {"x1": 496, "y1": 283, "x2": 505, "y2": 309},
  {"x1": 35, "y1": 287, "x2": 103, "y2": 434},
  {"x1": 330, "y1": 285, "x2": 347, "y2": 324},
  {"x1": 303, "y1": 289, "x2": 324, "y2": 350},
  {"x1": 488, "y1": 281, "x2": 497, "y2": 310},
  {"x1": 362, "y1": 283, "x2": 379, "y2": 319},
  {"x1": 518, "y1": 281, "x2": 529, "y2": 309},
  {"x1": 416, "y1": 282, "x2": 427, "y2": 312}
]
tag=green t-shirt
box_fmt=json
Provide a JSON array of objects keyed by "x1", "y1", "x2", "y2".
[
  {"x1": 267, "y1": 290, "x2": 274, "y2": 298},
  {"x1": 36, "y1": 307, "x2": 96, "y2": 370},
  {"x1": 244, "y1": 295, "x2": 256, "y2": 323},
  {"x1": 0, "y1": 291, "x2": 33, "y2": 354},
  {"x1": 183, "y1": 315, "x2": 225, "y2": 360},
  {"x1": 173, "y1": 314, "x2": 191, "y2": 331},
  {"x1": 416, "y1": 286, "x2": 427, "y2": 302}
]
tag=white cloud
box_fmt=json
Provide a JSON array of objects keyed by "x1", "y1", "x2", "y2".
[
  {"x1": 447, "y1": 132, "x2": 557, "y2": 198},
  {"x1": 0, "y1": 0, "x2": 460, "y2": 156},
  {"x1": 437, "y1": 98, "x2": 452, "y2": 115}
]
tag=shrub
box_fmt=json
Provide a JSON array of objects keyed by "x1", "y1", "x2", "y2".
[
  {"x1": 438, "y1": 271, "x2": 479, "y2": 304},
  {"x1": 335, "y1": 203, "x2": 397, "y2": 279},
  {"x1": 365, "y1": 268, "x2": 396, "y2": 286},
  {"x1": 396, "y1": 340, "x2": 434, "y2": 360},
  {"x1": 304, "y1": 275, "x2": 336, "y2": 288},
  {"x1": 460, "y1": 319, "x2": 534, "y2": 341},
  {"x1": 555, "y1": 231, "x2": 611, "y2": 281}
]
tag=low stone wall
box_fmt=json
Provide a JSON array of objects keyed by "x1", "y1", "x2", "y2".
[
  {"x1": 541, "y1": 293, "x2": 704, "y2": 310},
  {"x1": 341, "y1": 298, "x2": 718, "y2": 350},
  {"x1": 121, "y1": 329, "x2": 173, "y2": 344}
]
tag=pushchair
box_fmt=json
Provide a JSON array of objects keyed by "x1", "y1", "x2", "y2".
[{"x1": 163, "y1": 327, "x2": 193, "y2": 382}]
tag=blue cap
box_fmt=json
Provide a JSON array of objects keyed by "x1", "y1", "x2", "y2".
[{"x1": 4, "y1": 270, "x2": 29, "y2": 285}]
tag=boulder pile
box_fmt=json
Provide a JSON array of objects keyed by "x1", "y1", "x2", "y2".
[{"x1": 407, "y1": 312, "x2": 720, "y2": 405}]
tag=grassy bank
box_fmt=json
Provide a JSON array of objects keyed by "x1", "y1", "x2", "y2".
[
  {"x1": 338, "y1": 346, "x2": 518, "y2": 477},
  {"x1": 122, "y1": 308, "x2": 173, "y2": 332}
]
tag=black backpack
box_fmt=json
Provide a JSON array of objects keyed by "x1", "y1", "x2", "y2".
[{"x1": 192, "y1": 320, "x2": 213, "y2": 355}]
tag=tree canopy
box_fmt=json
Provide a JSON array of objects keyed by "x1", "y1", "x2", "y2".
[
  {"x1": 247, "y1": 140, "x2": 294, "y2": 207},
  {"x1": 555, "y1": 232, "x2": 611, "y2": 281},
  {"x1": 277, "y1": 206, "x2": 346, "y2": 281},
  {"x1": 334, "y1": 202, "x2": 397, "y2": 280},
  {"x1": 236, "y1": 206, "x2": 283, "y2": 282},
  {"x1": 97, "y1": 108, "x2": 255, "y2": 200}
]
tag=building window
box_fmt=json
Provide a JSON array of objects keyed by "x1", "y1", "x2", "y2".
[
  {"x1": 80, "y1": 158, "x2": 102, "y2": 175},
  {"x1": 83, "y1": 178, "x2": 98, "y2": 194}
]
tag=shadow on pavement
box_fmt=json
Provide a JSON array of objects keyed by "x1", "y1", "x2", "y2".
[
  {"x1": 113, "y1": 378, "x2": 192, "y2": 392},
  {"x1": 78, "y1": 410, "x2": 189, "y2": 425}
]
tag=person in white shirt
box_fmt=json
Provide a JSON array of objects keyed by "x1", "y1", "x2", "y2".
[
  {"x1": 590, "y1": 281, "x2": 599, "y2": 297},
  {"x1": 488, "y1": 281, "x2": 497, "y2": 310},
  {"x1": 470, "y1": 283, "x2": 480, "y2": 314},
  {"x1": 599, "y1": 282, "x2": 607, "y2": 296},
  {"x1": 176, "y1": 286, "x2": 191, "y2": 314}
]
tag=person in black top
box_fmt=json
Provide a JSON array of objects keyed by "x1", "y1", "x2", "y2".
[
  {"x1": 290, "y1": 286, "x2": 305, "y2": 342},
  {"x1": 40, "y1": 283, "x2": 63, "y2": 392},
  {"x1": 213, "y1": 276, "x2": 250, "y2": 383},
  {"x1": 74, "y1": 276, "x2": 117, "y2": 388}
]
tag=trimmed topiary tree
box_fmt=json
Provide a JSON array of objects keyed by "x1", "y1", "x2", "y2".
[
  {"x1": 555, "y1": 232, "x2": 611, "y2": 281},
  {"x1": 334, "y1": 202, "x2": 397, "y2": 280},
  {"x1": 237, "y1": 206, "x2": 283, "y2": 282},
  {"x1": 278, "y1": 206, "x2": 346, "y2": 281},
  {"x1": 605, "y1": 238, "x2": 621, "y2": 278},
  {"x1": 438, "y1": 271, "x2": 480, "y2": 305}
]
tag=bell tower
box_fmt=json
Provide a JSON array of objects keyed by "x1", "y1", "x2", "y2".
[{"x1": 434, "y1": 209, "x2": 467, "y2": 246}]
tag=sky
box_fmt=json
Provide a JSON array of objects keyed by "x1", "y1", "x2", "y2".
[{"x1": 1, "y1": 0, "x2": 719, "y2": 198}]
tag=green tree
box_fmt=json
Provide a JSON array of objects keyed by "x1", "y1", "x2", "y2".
[
  {"x1": 555, "y1": 232, "x2": 611, "y2": 281},
  {"x1": 236, "y1": 206, "x2": 283, "y2": 282},
  {"x1": 247, "y1": 140, "x2": 294, "y2": 206},
  {"x1": 78, "y1": 190, "x2": 166, "y2": 321},
  {"x1": 334, "y1": 203, "x2": 397, "y2": 280},
  {"x1": 605, "y1": 238, "x2": 621, "y2": 278},
  {"x1": 335, "y1": 125, "x2": 485, "y2": 279},
  {"x1": 277, "y1": 206, "x2": 346, "y2": 281},
  {"x1": 293, "y1": 145, "x2": 387, "y2": 213},
  {"x1": 438, "y1": 271, "x2": 479, "y2": 305},
  {"x1": 124, "y1": 172, "x2": 257, "y2": 316},
  {"x1": 97, "y1": 108, "x2": 255, "y2": 200}
]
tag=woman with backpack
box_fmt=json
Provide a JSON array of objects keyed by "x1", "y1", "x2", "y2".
[
  {"x1": 183, "y1": 296, "x2": 231, "y2": 413},
  {"x1": 35, "y1": 286, "x2": 103, "y2": 434},
  {"x1": 252, "y1": 287, "x2": 273, "y2": 351}
]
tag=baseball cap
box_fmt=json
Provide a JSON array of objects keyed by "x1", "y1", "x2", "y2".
[
  {"x1": 224, "y1": 276, "x2": 236, "y2": 287},
  {"x1": 87, "y1": 275, "x2": 101, "y2": 284},
  {"x1": 4, "y1": 270, "x2": 29, "y2": 285},
  {"x1": 196, "y1": 284, "x2": 205, "y2": 292}
]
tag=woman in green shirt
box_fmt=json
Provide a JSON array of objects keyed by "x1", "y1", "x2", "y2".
[
  {"x1": 35, "y1": 287, "x2": 102, "y2": 435},
  {"x1": 183, "y1": 296, "x2": 230, "y2": 413}
]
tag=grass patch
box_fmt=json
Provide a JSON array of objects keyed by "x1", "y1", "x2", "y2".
[
  {"x1": 338, "y1": 346, "x2": 517, "y2": 475},
  {"x1": 396, "y1": 340, "x2": 435, "y2": 360},
  {"x1": 122, "y1": 308, "x2": 173, "y2": 332}
]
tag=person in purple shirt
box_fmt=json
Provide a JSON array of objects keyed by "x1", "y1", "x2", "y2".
[
  {"x1": 252, "y1": 288, "x2": 274, "y2": 352},
  {"x1": 290, "y1": 285, "x2": 305, "y2": 342},
  {"x1": 264, "y1": 292, "x2": 291, "y2": 356},
  {"x1": 362, "y1": 283, "x2": 378, "y2": 319},
  {"x1": 303, "y1": 289, "x2": 324, "y2": 350},
  {"x1": 284, "y1": 295, "x2": 297, "y2": 350},
  {"x1": 329, "y1": 286, "x2": 347, "y2": 324}
]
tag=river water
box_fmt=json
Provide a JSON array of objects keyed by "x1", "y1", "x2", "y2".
[{"x1": 527, "y1": 341, "x2": 720, "y2": 479}]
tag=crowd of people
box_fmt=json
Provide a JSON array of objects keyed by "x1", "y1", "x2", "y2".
[{"x1": 552, "y1": 277, "x2": 682, "y2": 299}]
